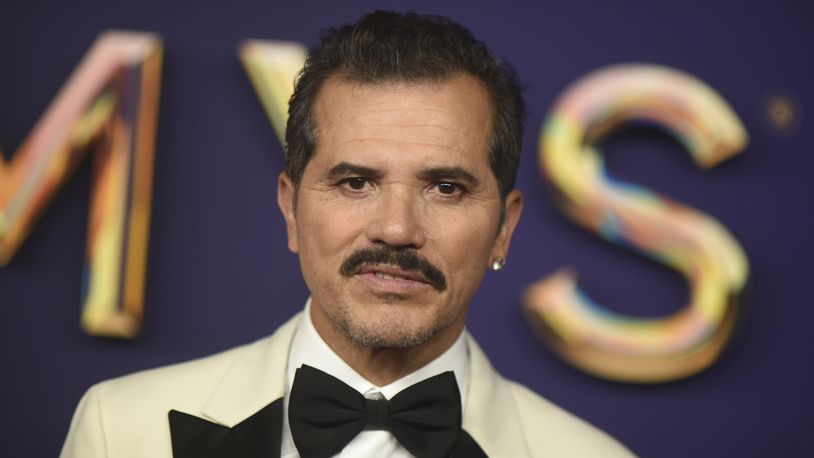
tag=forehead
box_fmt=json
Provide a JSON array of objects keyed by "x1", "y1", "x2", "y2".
[{"x1": 310, "y1": 74, "x2": 493, "y2": 172}]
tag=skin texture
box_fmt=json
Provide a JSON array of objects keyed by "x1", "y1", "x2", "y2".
[{"x1": 277, "y1": 73, "x2": 523, "y2": 385}]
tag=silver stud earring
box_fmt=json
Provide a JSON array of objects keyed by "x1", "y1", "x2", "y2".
[{"x1": 491, "y1": 258, "x2": 505, "y2": 271}]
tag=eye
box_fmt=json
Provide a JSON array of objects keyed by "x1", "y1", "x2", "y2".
[
  {"x1": 437, "y1": 182, "x2": 458, "y2": 195},
  {"x1": 338, "y1": 177, "x2": 372, "y2": 194},
  {"x1": 345, "y1": 177, "x2": 367, "y2": 190},
  {"x1": 430, "y1": 182, "x2": 467, "y2": 201}
]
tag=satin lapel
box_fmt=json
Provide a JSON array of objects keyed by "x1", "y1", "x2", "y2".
[
  {"x1": 169, "y1": 399, "x2": 283, "y2": 458},
  {"x1": 452, "y1": 430, "x2": 488, "y2": 457},
  {"x1": 462, "y1": 336, "x2": 531, "y2": 457}
]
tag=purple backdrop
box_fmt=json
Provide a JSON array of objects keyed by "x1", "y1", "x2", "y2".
[{"x1": 2, "y1": 0, "x2": 812, "y2": 456}]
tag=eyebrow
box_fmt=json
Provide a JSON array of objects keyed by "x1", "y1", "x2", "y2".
[
  {"x1": 417, "y1": 166, "x2": 480, "y2": 188},
  {"x1": 325, "y1": 162, "x2": 383, "y2": 180},
  {"x1": 324, "y1": 162, "x2": 481, "y2": 188}
]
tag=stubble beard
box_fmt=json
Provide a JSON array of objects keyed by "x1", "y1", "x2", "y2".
[{"x1": 329, "y1": 295, "x2": 445, "y2": 350}]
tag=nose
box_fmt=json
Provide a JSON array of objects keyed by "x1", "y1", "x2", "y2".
[{"x1": 364, "y1": 188, "x2": 427, "y2": 249}]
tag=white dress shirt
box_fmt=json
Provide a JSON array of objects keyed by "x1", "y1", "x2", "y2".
[{"x1": 281, "y1": 300, "x2": 470, "y2": 458}]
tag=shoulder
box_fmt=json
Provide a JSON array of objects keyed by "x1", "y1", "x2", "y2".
[
  {"x1": 87, "y1": 341, "x2": 251, "y2": 412},
  {"x1": 464, "y1": 335, "x2": 636, "y2": 457},
  {"x1": 60, "y1": 341, "x2": 257, "y2": 458},
  {"x1": 74, "y1": 312, "x2": 301, "y2": 415},
  {"x1": 505, "y1": 380, "x2": 636, "y2": 457},
  {"x1": 61, "y1": 314, "x2": 301, "y2": 458}
]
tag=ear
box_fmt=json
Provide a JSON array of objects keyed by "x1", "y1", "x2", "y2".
[
  {"x1": 491, "y1": 189, "x2": 523, "y2": 265},
  {"x1": 277, "y1": 172, "x2": 299, "y2": 253}
]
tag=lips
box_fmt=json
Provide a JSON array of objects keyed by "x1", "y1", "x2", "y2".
[
  {"x1": 357, "y1": 264, "x2": 430, "y2": 283},
  {"x1": 354, "y1": 264, "x2": 432, "y2": 294}
]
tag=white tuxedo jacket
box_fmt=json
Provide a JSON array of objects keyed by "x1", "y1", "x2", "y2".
[{"x1": 61, "y1": 314, "x2": 635, "y2": 457}]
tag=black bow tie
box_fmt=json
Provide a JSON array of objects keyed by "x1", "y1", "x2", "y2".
[{"x1": 289, "y1": 364, "x2": 463, "y2": 458}]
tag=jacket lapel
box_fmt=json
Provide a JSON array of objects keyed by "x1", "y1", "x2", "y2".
[
  {"x1": 200, "y1": 314, "x2": 300, "y2": 426},
  {"x1": 169, "y1": 314, "x2": 302, "y2": 458},
  {"x1": 463, "y1": 336, "x2": 531, "y2": 457}
]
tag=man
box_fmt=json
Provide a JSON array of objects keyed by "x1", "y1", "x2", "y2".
[{"x1": 62, "y1": 11, "x2": 634, "y2": 458}]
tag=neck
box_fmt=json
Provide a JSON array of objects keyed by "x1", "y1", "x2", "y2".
[{"x1": 309, "y1": 305, "x2": 464, "y2": 386}]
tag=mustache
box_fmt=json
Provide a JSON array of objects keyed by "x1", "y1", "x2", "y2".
[{"x1": 339, "y1": 246, "x2": 447, "y2": 291}]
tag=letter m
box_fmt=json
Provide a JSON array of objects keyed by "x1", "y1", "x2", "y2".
[{"x1": 0, "y1": 32, "x2": 162, "y2": 338}]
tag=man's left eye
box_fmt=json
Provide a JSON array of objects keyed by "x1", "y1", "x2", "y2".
[{"x1": 435, "y1": 182, "x2": 463, "y2": 196}]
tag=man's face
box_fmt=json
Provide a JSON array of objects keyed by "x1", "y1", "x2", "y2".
[{"x1": 278, "y1": 74, "x2": 522, "y2": 351}]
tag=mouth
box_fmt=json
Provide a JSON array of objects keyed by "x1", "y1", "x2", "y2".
[
  {"x1": 359, "y1": 265, "x2": 426, "y2": 282},
  {"x1": 372, "y1": 272, "x2": 418, "y2": 281},
  {"x1": 354, "y1": 264, "x2": 432, "y2": 293}
]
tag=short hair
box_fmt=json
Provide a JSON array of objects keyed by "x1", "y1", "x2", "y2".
[{"x1": 285, "y1": 10, "x2": 526, "y2": 199}]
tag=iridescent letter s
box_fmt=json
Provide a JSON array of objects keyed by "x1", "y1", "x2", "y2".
[{"x1": 525, "y1": 64, "x2": 749, "y2": 382}]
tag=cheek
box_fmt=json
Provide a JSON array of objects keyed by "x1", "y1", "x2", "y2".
[
  {"x1": 431, "y1": 212, "x2": 497, "y2": 278},
  {"x1": 296, "y1": 205, "x2": 362, "y2": 268},
  {"x1": 296, "y1": 221, "x2": 346, "y2": 300}
]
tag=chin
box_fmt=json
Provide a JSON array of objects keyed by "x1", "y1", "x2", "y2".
[{"x1": 335, "y1": 307, "x2": 444, "y2": 350}]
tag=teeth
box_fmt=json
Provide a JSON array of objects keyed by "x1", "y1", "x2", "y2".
[{"x1": 375, "y1": 272, "x2": 408, "y2": 281}]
